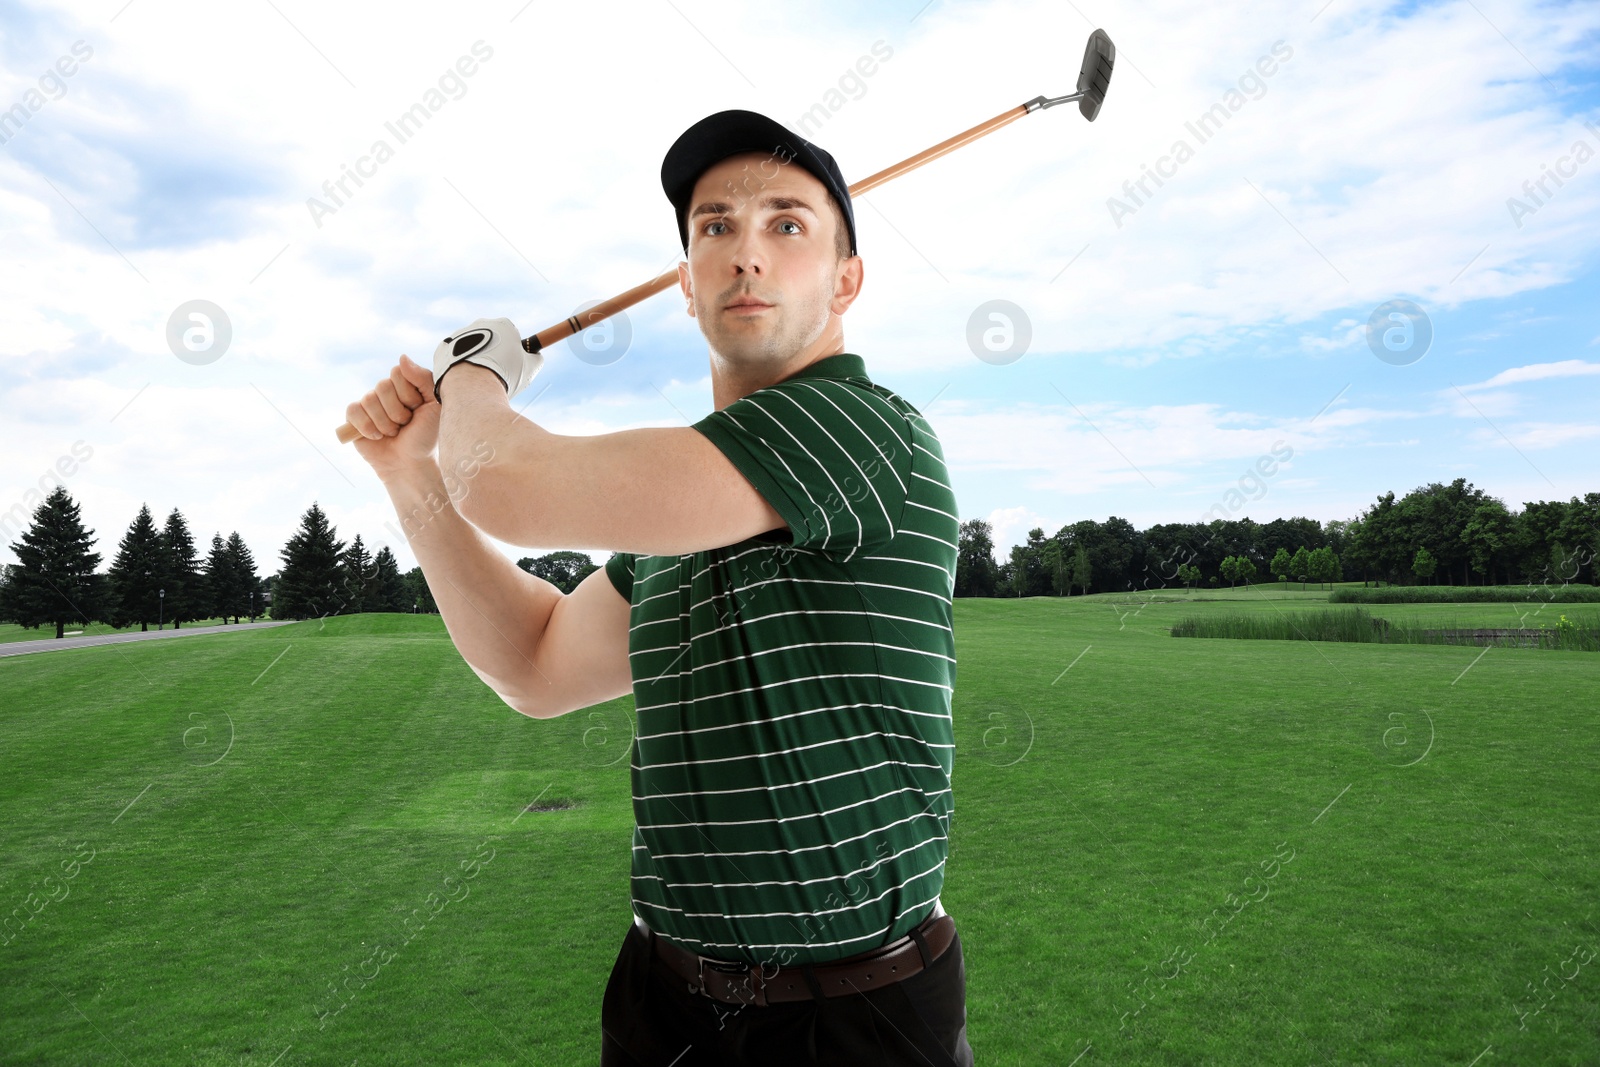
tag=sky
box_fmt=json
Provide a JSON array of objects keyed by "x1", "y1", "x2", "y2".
[{"x1": 2, "y1": 0, "x2": 1597, "y2": 574}]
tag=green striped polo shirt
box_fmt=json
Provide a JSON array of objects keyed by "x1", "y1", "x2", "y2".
[{"x1": 603, "y1": 351, "x2": 959, "y2": 967}]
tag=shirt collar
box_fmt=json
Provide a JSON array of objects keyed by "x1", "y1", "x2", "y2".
[{"x1": 784, "y1": 352, "x2": 868, "y2": 384}]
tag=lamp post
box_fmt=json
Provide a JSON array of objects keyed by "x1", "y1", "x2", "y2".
[
  {"x1": 159, "y1": 588, "x2": 165, "y2": 630},
  {"x1": 249, "y1": 589, "x2": 254, "y2": 623}
]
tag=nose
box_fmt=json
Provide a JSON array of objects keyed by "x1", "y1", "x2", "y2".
[{"x1": 728, "y1": 225, "x2": 764, "y2": 277}]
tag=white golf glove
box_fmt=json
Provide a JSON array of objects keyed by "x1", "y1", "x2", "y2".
[{"x1": 431, "y1": 316, "x2": 543, "y2": 403}]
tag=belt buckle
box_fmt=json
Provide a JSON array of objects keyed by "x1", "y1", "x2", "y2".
[{"x1": 694, "y1": 954, "x2": 766, "y2": 1008}]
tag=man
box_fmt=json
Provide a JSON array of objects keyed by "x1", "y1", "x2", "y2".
[{"x1": 344, "y1": 109, "x2": 970, "y2": 1066}]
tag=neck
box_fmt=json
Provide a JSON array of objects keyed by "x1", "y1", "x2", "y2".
[{"x1": 709, "y1": 319, "x2": 846, "y2": 411}]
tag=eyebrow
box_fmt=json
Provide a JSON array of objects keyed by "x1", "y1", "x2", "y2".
[{"x1": 689, "y1": 195, "x2": 818, "y2": 220}]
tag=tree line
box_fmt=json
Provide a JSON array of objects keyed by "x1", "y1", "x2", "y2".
[
  {"x1": 956, "y1": 479, "x2": 1600, "y2": 598},
  {"x1": 0, "y1": 488, "x2": 600, "y2": 638},
  {"x1": 7, "y1": 479, "x2": 1592, "y2": 633}
]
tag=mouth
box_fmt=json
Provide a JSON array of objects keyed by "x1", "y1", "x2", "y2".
[{"x1": 724, "y1": 299, "x2": 774, "y2": 313}]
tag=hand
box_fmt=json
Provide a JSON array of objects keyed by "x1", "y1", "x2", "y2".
[
  {"x1": 431, "y1": 316, "x2": 542, "y2": 402},
  {"x1": 346, "y1": 355, "x2": 440, "y2": 478}
]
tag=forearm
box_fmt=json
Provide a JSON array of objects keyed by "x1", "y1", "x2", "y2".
[
  {"x1": 379, "y1": 458, "x2": 563, "y2": 707},
  {"x1": 435, "y1": 363, "x2": 558, "y2": 546}
]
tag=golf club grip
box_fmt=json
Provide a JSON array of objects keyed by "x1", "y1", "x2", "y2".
[{"x1": 333, "y1": 100, "x2": 1044, "y2": 445}]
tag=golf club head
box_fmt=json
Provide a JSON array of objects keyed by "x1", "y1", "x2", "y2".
[{"x1": 1076, "y1": 29, "x2": 1115, "y2": 121}]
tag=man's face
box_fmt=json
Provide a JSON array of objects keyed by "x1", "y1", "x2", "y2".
[{"x1": 678, "y1": 150, "x2": 857, "y2": 368}]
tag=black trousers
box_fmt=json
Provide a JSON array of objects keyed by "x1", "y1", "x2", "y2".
[{"x1": 600, "y1": 920, "x2": 975, "y2": 1066}]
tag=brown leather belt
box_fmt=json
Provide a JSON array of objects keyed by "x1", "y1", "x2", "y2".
[{"x1": 649, "y1": 910, "x2": 955, "y2": 1007}]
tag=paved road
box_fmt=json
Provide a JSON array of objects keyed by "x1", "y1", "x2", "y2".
[{"x1": 0, "y1": 620, "x2": 295, "y2": 659}]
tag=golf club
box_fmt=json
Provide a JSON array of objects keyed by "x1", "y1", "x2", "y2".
[{"x1": 335, "y1": 28, "x2": 1115, "y2": 445}]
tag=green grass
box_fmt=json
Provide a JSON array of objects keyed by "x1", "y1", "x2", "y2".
[{"x1": 2, "y1": 605, "x2": 1597, "y2": 1064}]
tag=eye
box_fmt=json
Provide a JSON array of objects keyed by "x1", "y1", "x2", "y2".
[
  {"x1": 777, "y1": 219, "x2": 801, "y2": 235},
  {"x1": 704, "y1": 219, "x2": 727, "y2": 236}
]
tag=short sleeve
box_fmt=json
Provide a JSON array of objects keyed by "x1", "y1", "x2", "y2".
[
  {"x1": 604, "y1": 551, "x2": 637, "y2": 602},
  {"x1": 692, "y1": 377, "x2": 913, "y2": 561}
]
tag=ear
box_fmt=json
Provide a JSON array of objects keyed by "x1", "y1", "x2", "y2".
[
  {"x1": 829, "y1": 254, "x2": 864, "y2": 317},
  {"x1": 677, "y1": 260, "x2": 696, "y2": 319}
]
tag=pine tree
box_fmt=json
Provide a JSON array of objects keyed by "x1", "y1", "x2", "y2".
[
  {"x1": 161, "y1": 508, "x2": 203, "y2": 628},
  {"x1": 224, "y1": 532, "x2": 260, "y2": 622},
  {"x1": 0, "y1": 487, "x2": 104, "y2": 639},
  {"x1": 108, "y1": 504, "x2": 167, "y2": 631},
  {"x1": 204, "y1": 533, "x2": 230, "y2": 622},
  {"x1": 370, "y1": 546, "x2": 410, "y2": 612},
  {"x1": 338, "y1": 534, "x2": 373, "y2": 614},
  {"x1": 273, "y1": 503, "x2": 346, "y2": 620},
  {"x1": 404, "y1": 566, "x2": 437, "y2": 613}
]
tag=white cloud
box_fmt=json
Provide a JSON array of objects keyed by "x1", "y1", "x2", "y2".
[
  {"x1": 1503, "y1": 422, "x2": 1600, "y2": 450},
  {"x1": 1458, "y1": 358, "x2": 1600, "y2": 391},
  {"x1": 1444, "y1": 388, "x2": 1522, "y2": 419}
]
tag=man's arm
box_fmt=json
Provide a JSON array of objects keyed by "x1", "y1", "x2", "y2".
[
  {"x1": 349, "y1": 356, "x2": 633, "y2": 719},
  {"x1": 377, "y1": 462, "x2": 632, "y2": 718},
  {"x1": 436, "y1": 363, "x2": 787, "y2": 555}
]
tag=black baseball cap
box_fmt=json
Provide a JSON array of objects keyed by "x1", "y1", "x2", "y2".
[{"x1": 661, "y1": 109, "x2": 857, "y2": 258}]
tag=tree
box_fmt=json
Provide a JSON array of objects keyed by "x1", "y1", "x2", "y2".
[
  {"x1": 1071, "y1": 543, "x2": 1091, "y2": 597},
  {"x1": 225, "y1": 533, "x2": 261, "y2": 621},
  {"x1": 1235, "y1": 555, "x2": 1257, "y2": 587},
  {"x1": 1412, "y1": 546, "x2": 1437, "y2": 585},
  {"x1": 1351, "y1": 492, "x2": 1409, "y2": 585},
  {"x1": 1259, "y1": 517, "x2": 1325, "y2": 564},
  {"x1": 1005, "y1": 528, "x2": 1052, "y2": 598},
  {"x1": 204, "y1": 531, "x2": 260, "y2": 623},
  {"x1": 1057, "y1": 517, "x2": 1138, "y2": 597},
  {"x1": 0, "y1": 487, "x2": 104, "y2": 639},
  {"x1": 1323, "y1": 519, "x2": 1353, "y2": 556},
  {"x1": 338, "y1": 534, "x2": 374, "y2": 614},
  {"x1": 1220, "y1": 556, "x2": 1240, "y2": 588},
  {"x1": 1271, "y1": 547, "x2": 1292, "y2": 587},
  {"x1": 1040, "y1": 539, "x2": 1067, "y2": 596},
  {"x1": 1400, "y1": 478, "x2": 1490, "y2": 585},
  {"x1": 1549, "y1": 542, "x2": 1579, "y2": 584},
  {"x1": 404, "y1": 566, "x2": 437, "y2": 613},
  {"x1": 1341, "y1": 516, "x2": 1376, "y2": 586},
  {"x1": 160, "y1": 508, "x2": 204, "y2": 628},
  {"x1": 954, "y1": 519, "x2": 999, "y2": 598},
  {"x1": 1460, "y1": 500, "x2": 1513, "y2": 585},
  {"x1": 1177, "y1": 563, "x2": 1201, "y2": 590},
  {"x1": 1288, "y1": 546, "x2": 1312, "y2": 590},
  {"x1": 368, "y1": 546, "x2": 411, "y2": 611},
  {"x1": 515, "y1": 550, "x2": 599, "y2": 595},
  {"x1": 203, "y1": 533, "x2": 231, "y2": 622},
  {"x1": 1308, "y1": 546, "x2": 1338, "y2": 590},
  {"x1": 107, "y1": 504, "x2": 167, "y2": 631},
  {"x1": 273, "y1": 503, "x2": 346, "y2": 620}
]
